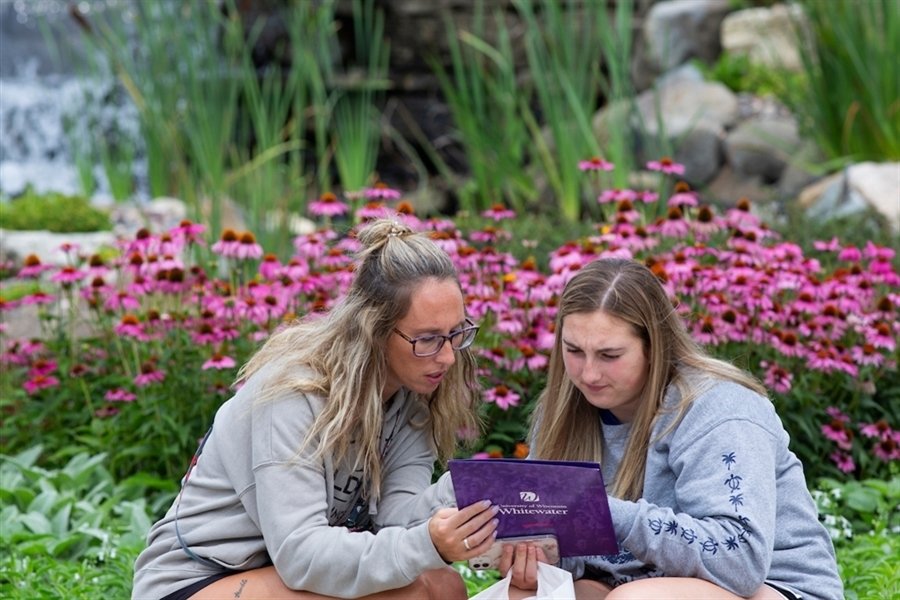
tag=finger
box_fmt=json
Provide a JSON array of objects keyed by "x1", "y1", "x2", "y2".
[
  {"x1": 467, "y1": 514, "x2": 499, "y2": 548},
  {"x1": 497, "y1": 543, "x2": 515, "y2": 574},
  {"x1": 535, "y1": 545, "x2": 549, "y2": 564},
  {"x1": 510, "y1": 544, "x2": 540, "y2": 590}
]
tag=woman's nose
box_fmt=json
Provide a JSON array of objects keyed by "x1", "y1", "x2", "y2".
[{"x1": 435, "y1": 340, "x2": 456, "y2": 365}]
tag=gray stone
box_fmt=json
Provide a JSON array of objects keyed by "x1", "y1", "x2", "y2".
[
  {"x1": 799, "y1": 162, "x2": 900, "y2": 232},
  {"x1": 643, "y1": 0, "x2": 734, "y2": 72},
  {"x1": 721, "y1": 3, "x2": 807, "y2": 70},
  {"x1": 0, "y1": 228, "x2": 117, "y2": 266},
  {"x1": 725, "y1": 115, "x2": 801, "y2": 182},
  {"x1": 636, "y1": 79, "x2": 739, "y2": 137}
]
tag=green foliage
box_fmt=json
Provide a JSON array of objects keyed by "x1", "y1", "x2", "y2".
[
  {"x1": 813, "y1": 477, "x2": 900, "y2": 600},
  {"x1": 0, "y1": 191, "x2": 111, "y2": 233},
  {"x1": 786, "y1": 0, "x2": 900, "y2": 162},
  {"x1": 430, "y1": 1, "x2": 535, "y2": 214},
  {"x1": 835, "y1": 530, "x2": 900, "y2": 600},
  {"x1": 0, "y1": 446, "x2": 167, "y2": 598},
  {"x1": 696, "y1": 53, "x2": 803, "y2": 100}
]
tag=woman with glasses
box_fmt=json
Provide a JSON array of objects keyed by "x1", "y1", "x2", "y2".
[{"x1": 133, "y1": 218, "x2": 498, "y2": 600}]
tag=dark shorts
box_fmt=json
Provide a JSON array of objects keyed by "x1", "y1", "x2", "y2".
[
  {"x1": 767, "y1": 582, "x2": 803, "y2": 600},
  {"x1": 159, "y1": 571, "x2": 236, "y2": 600}
]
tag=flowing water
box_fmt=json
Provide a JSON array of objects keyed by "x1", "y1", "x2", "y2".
[{"x1": 0, "y1": 0, "x2": 143, "y2": 201}]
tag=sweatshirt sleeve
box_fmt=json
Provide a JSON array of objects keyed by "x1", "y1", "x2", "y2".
[
  {"x1": 372, "y1": 401, "x2": 456, "y2": 529},
  {"x1": 250, "y1": 394, "x2": 448, "y2": 598},
  {"x1": 608, "y1": 413, "x2": 779, "y2": 597}
]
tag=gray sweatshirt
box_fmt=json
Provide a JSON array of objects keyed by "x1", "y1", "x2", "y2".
[
  {"x1": 131, "y1": 364, "x2": 455, "y2": 600},
  {"x1": 560, "y1": 377, "x2": 843, "y2": 599}
]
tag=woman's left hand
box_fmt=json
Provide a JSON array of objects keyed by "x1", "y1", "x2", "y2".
[{"x1": 497, "y1": 542, "x2": 548, "y2": 590}]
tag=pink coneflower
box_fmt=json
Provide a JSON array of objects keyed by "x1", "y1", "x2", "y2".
[
  {"x1": 646, "y1": 156, "x2": 685, "y2": 175},
  {"x1": 837, "y1": 245, "x2": 862, "y2": 262},
  {"x1": 202, "y1": 353, "x2": 237, "y2": 370},
  {"x1": 873, "y1": 434, "x2": 899, "y2": 462},
  {"x1": 28, "y1": 358, "x2": 57, "y2": 378},
  {"x1": 234, "y1": 232, "x2": 263, "y2": 260},
  {"x1": 867, "y1": 321, "x2": 896, "y2": 351},
  {"x1": 859, "y1": 420, "x2": 892, "y2": 440},
  {"x1": 211, "y1": 229, "x2": 241, "y2": 257},
  {"x1": 104, "y1": 291, "x2": 141, "y2": 312},
  {"x1": 24, "y1": 374, "x2": 60, "y2": 395},
  {"x1": 105, "y1": 388, "x2": 137, "y2": 402},
  {"x1": 813, "y1": 237, "x2": 841, "y2": 252},
  {"x1": 355, "y1": 201, "x2": 390, "y2": 220},
  {"x1": 481, "y1": 204, "x2": 517, "y2": 221},
  {"x1": 760, "y1": 360, "x2": 793, "y2": 394},
  {"x1": 484, "y1": 384, "x2": 520, "y2": 410},
  {"x1": 657, "y1": 206, "x2": 690, "y2": 238},
  {"x1": 293, "y1": 231, "x2": 334, "y2": 260},
  {"x1": 134, "y1": 363, "x2": 166, "y2": 387},
  {"x1": 578, "y1": 157, "x2": 614, "y2": 172},
  {"x1": 364, "y1": 183, "x2": 401, "y2": 200},
  {"x1": 50, "y1": 266, "x2": 86, "y2": 285},
  {"x1": 822, "y1": 416, "x2": 853, "y2": 450},
  {"x1": 598, "y1": 188, "x2": 638, "y2": 204},
  {"x1": 511, "y1": 343, "x2": 549, "y2": 371},
  {"x1": 115, "y1": 314, "x2": 147, "y2": 339},
  {"x1": 308, "y1": 192, "x2": 349, "y2": 217},
  {"x1": 259, "y1": 253, "x2": 281, "y2": 280},
  {"x1": 19, "y1": 291, "x2": 55, "y2": 307},
  {"x1": 851, "y1": 343, "x2": 885, "y2": 367},
  {"x1": 173, "y1": 219, "x2": 207, "y2": 245},
  {"x1": 667, "y1": 189, "x2": 698, "y2": 208},
  {"x1": 829, "y1": 451, "x2": 855, "y2": 473},
  {"x1": 17, "y1": 254, "x2": 52, "y2": 278}
]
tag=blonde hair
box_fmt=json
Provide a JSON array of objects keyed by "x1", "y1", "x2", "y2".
[
  {"x1": 238, "y1": 218, "x2": 479, "y2": 501},
  {"x1": 530, "y1": 258, "x2": 766, "y2": 500}
]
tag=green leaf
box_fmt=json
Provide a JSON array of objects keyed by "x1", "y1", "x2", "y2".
[{"x1": 20, "y1": 512, "x2": 52, "y2": 535}]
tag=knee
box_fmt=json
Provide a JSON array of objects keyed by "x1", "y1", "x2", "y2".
[{"x1": 418, "y1": 566, "x2": 467, "y2": 600}]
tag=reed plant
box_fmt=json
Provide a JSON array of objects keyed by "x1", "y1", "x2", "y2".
[
  {"x1": 787, "y1": 0, "x2": 900, "y2": 162},
  {"x1": 331, "y1": 0, "x2": 391, "y2": 201},
  {"x1": 431, "y1": 1, "x2": 534, "y2": 214},
  {"x1": 514, "y1": 0, "x2": 643, "y2": 221}
]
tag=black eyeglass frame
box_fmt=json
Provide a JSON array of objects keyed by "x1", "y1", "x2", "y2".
[{"x1": 392, "y1": 318, "x2": 479, "y2": 357}]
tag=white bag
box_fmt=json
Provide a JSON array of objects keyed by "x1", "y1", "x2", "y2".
[{"x1": 470, "y1": 563, "x2": 576, "y2": 600}]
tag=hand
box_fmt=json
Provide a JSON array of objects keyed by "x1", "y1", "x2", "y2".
[
  {"x1": 498, "y1": 542, "x2": 549, "y2": 590},
  {"x1": 428, "y1": 500, "x2": 499, "y2": 562}
]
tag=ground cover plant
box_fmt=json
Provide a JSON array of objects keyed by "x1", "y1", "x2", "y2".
[{"x1": 1, "y1": 158, "x2": 898, "y2": 596}]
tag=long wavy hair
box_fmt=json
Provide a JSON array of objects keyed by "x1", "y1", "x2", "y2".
[
  {"x1": 530, "y1": 258, "x2": 767, "y2": 501},
  {"x1": 238, "y1": 218, "x2": 479, "y2": 501}
]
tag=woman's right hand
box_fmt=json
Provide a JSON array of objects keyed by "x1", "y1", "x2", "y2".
[{"x1": 427, "y1": 500, "x2": 499, "y2": 562}]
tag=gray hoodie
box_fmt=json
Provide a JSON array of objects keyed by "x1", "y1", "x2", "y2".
[
  {"x1": 132, "y1": 364, "x2": 455, "y2": 600},
  {"x1": 560, "y1": 377, "x2": 843, "y2": 600}
]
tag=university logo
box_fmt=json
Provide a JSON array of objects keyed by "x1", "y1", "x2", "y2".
[{"x1": 520, "y1": 491, "x2": 539, "y2": 502}]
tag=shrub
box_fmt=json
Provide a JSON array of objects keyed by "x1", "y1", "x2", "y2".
[
  {"x1": 0, "y1": 445, "x2": 172, "y2": 598},
  {"x1": 1, "y1": 174, "x2": 897, "y2": 486},
  {"x1": 0, "y1": 190, "x2": 112, "y2": 233}
]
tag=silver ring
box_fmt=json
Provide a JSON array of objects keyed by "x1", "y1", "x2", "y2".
[{"x1": 463, "y1": 537, "x2": 471, "y2": 550}]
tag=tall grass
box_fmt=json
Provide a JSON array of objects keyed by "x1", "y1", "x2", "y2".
[
  {"x1": 331, "y1": 0, "x2": 391, "y2": 199},
  {"x1": 788, "y1": 0, "x2": 900, "y2": 162},
  {"x1": 431, "y1": 1, "x2": 534, "y2": 214}
]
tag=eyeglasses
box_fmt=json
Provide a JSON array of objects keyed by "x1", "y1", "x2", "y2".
[{"x1": 393, "y1": 318, "x2": 479, "y2": 357}]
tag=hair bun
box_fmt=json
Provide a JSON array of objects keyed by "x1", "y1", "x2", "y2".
[{"x1": 357, "y1": 218, "x2": 414, "y2": 249}]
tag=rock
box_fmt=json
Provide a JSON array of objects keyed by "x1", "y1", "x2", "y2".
[
  {"x1": 643, "y1": 0, "x2": 734, "y2": 72},
  {"x1": 798, "y1": 162, "x2": 900, "y2": 231},
  {"x1": 703, "y1": 164, "x2": 774, "y2": 207},
  {"x1": 724, "y1": 115, "x2": 801, "y2": 183},
  {"x1": 0, "y1": 228, "x2": 117, "y2": 266},
  {"x1": 721, "y1": 3, "x2": 807, "y2": 70}
]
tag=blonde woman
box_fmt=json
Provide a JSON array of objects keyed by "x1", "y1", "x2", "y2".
[
  {"x1": 132, "y1": 219, "x2": 499, "y2": 600},
  {"x1": 500, "y1": 258, "x2": 842, "y2": 600}
]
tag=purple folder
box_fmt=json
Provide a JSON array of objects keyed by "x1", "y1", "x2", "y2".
[{"x1": 449, "y1": 458, "x2": 619, "y2": 557}]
